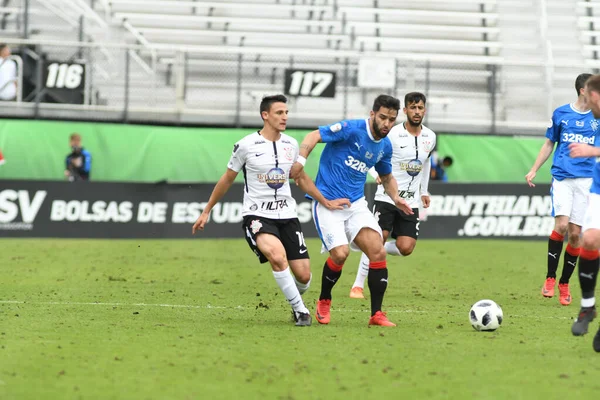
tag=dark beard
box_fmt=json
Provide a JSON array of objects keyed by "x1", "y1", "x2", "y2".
[
  {"x1": 372, "y1": 120, "x2": 383, "y2": 139},
  {"x1": 407, "y1": 118, "x2": 421, "y2": 127}
]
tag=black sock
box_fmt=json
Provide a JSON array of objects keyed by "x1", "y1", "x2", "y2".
[
  {"x1": 547, "y1": 231, "x2": 564, "y2": 278},
  {"x1": 368, "y1": 267, "x2": 388, "y2": 316},
  {"x1": 579, "y1": 249, "x2": 600, "y2": 301},
  {"x1": 319, "y1": 258, "x2": 342, "y2": 301},
  {"x1": 559, "y1": 245, "x2": 580, "y2": 284}
]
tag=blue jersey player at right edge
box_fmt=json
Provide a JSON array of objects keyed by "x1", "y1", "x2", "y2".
[
  {"x1": 526, "y1": 73, "x2": 600, "y2": 306},
  {"x1": 290, "y1": 95, "x2": 413, "y2": 327},
  {"x1": 568, "y1": 74, "x2": 600, "y2": 351}
]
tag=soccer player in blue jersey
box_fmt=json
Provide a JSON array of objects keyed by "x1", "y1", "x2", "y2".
[
  {"x1": 290, "y1": 95, "x2": 413, "y2": 327},
  {"x1": 568, "y1": 74, "x2": 600, "y2": 350},
  {"x1": 526, "y1": 73, "x2": 600, "y2": 306}
]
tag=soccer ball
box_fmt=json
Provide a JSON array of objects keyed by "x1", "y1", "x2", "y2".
[{"x1": 469, "y1": 299, "x2": 503, "y2": 331}]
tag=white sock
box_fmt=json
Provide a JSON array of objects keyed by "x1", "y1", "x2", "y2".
[
  {"x1": 294, "y1": 273, "x2": 311, "y2": 294},
  {"x1": 582, "y1": 297, "x2": 596, "y2": 308},
  {"x1": 273, "y1": 268, "x2": 309, "y2": 314},
  {"x1": 352, "y1": 252, "x2": 370, "y2": 289},
  {"x1": 385, "y1": 241, "x2": 402, "y2": 256}
]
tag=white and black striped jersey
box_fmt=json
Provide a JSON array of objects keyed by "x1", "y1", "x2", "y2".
[
  {"x1": 227, "y1": 131, "x2": 299, "y2": 219},
  {"x1": 374, "y1": 123, "x2": 436, "y2": 208}
]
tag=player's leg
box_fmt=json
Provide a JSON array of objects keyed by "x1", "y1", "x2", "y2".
[
  {"x1": 353, "y1": 227, "x2": 395, "y2": 326},
  {"x1": 312, "y1": 201, "x2": 350, "y2": 324},
  {"x1": 571, "y1": 192, "x2": 600, "y2": 337},
  {"x1": 348, "y1": 199, "x2": 395, "y2": 326},
  {"x1": 351, "y1": 201, "x2": 392, "y2": 298},
  {"x1": 388, "y1": 208, "x2": 420, "y2": 256},
  {"x1": 557, "y1": 223, "x2": 581, "y2": 305},
  {"x1": 543, "y1": 179, "x2": 571, "y2": 297},
  {"x1": 279, "y1": 219, "x2": 313, "y2": 326},
  {"x1": 559, "y1": 178, "x2": 592, "y2": 305},
  {"x1": 243, "y1": 217, "x2": 310, "y2": 326}
]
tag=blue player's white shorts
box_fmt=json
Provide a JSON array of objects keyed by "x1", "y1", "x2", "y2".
[
  {"x1": 312, "y1": 197, "x2": 382, "y2": 253},
  {"x1": 583, "y1": 192, "x2": 600, "y2": 232},
  {"x1": 551, "y1": 178, "x2": 592, "y2": 226}
]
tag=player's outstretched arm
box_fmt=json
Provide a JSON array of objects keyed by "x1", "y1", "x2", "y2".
[
  {"x1": 294, "y1": 170, "x2": 350, "y2": 210},
  {"x1": 525, "y1": 139, "x2": 555, "y2": 187},
  {"x1": 192, "y1": 169, "x2": 238, "y2": 234},
  {"x1": 380, "y1": 173, "x2": 414, "y2": 215},
  {"x1": 569, "y1": 143, "x2": 600, "y2": 158},
  {"x1": 290, "y1": 129, "x2": 322, "y2": 180}
]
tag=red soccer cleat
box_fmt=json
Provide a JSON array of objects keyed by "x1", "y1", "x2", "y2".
[
  {"x1": 368, "y1": 311, "x2": 396, "y2": 327},
  {"x1": 542, "y1": 277, "x2": 556, "y2": 298},
  {"x1": 315, "y1": 299, "x2": 331, "y2": 324}
]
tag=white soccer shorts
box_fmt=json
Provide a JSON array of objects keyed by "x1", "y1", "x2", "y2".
[
  {"x1": 583, "y1": 192, "x2": 600, "y2": 232},
  {"x1": 551, "y1": 177, "x2": 592, "y2": 226},
  {"x1": 312, "y1": 197, "x2": 382, "y2": 253}
]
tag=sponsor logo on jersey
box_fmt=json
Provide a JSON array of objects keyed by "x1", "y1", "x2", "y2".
[
  {"x1": 250, "y1": 204, "x2": 258, "y2": 211},
  {"x1": 261, "y1": 199, "x2": 289, "y2": 211},
  {"x1": 258, "y1": 167, "x2": 287, "y2": 189},
  {"x1": 365, "y1": 151, "x2": 374, "y2": 159},
  {"x1": 233, "y1": 144, "x2": 240, "y2": 153},
  {"x1": 401, "y1": 159, "x2": 423, "y2": 177},
  {"x1": 398, "y1": 190, "x2": 416, "y2": 199},
  {"x1": 254, "y1": 140, "x2": 266, "y2": 145},
  {"x1": 561, "y1": 133, "x2": 595, "y2": 144},
  {"x1": 576, "y1": 120, "x2": 585, "y2": 127},
  {"x1": 561, "y1": 120, "x2": 569, "y2": 126},
  {"x1": 344, "y1": 156, "x2": 369, "y2": 173}
]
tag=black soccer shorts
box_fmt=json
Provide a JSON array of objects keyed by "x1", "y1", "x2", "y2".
[
  {"x1": 242, "y1": 216, "x2": 310, "y2": 264},
  {"x1": 373, "y1": 200, "x2": 420, "y2": 240}
]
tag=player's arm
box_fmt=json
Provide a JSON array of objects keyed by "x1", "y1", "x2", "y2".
[
  {"x1": 379, "y1": 173, "x2": 413, "y2": 215},
  {"x1": 569, "y1": 143, "x2": 600, "y2": 158},
  {"x1": 290, "y1": 129, "x2": 322, "y2": 180},
  {"x1": 420, "y1": 157, "x2": 432, "y2": 208},
  {"x1": 525, "y1": 139, "x2": 555, "y2": 187},
  {"x1": 294, "y1": 170, "x2": 350, "y2": 210},
  {"x1": 192, "y1": 168, "x2": 238, "y2": 234}
]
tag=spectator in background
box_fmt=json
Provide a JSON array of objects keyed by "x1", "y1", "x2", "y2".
[
  {"x1": 0, "y1": 43, "x2": 17, "y2": 101},
  {"x1": 430, "y1": 152, "x2": 453, "y2": 182},
  {"x1": 65, "y1": 133, "x2": 92, "y2": 181}
]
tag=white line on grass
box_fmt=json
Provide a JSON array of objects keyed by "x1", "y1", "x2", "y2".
[{"x1": 0, "y1": 300, "x2": 573, "y2": 319}]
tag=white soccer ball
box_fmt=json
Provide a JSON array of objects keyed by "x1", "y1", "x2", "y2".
[{"x1": 469, "y1": 299, "x2": 503, "y2": 331}]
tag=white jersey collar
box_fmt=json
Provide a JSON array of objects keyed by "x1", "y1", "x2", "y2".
[{"x1": 570, "y1": 103, "x2": 591, "y2": 114}]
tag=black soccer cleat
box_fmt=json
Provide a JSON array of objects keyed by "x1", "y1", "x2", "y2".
[
  {"x1": 593, "y1": 327, "x2": 600, "y2": 352},
  {"x1": 572, "y1": 306, "x2": 597, "y2": 336},
  {"x1": 294, "y1": 312, "x2": 312, "y2": 327}
]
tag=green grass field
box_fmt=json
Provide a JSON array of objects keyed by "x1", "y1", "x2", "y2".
[{"x1": 1, "y1": 238, "x2": 599, "y2": 400}]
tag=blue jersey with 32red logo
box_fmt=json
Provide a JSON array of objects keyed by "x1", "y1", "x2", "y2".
[
  {"x1": 312, "y1": 119, "x2": 393, "y2": 203},
  {"x1": 546, "y1": 103, "x2": 600, "y2": 180}
]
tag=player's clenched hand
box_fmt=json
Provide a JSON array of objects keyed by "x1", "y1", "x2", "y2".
[
  {"x1": 192, "y1": 212, "x2": 209, "y2": 234},
  {"x1": 421, "y1": 195, "x2": 430, "y2": 208},
  {"x1": 289, "y1": 162, "x2": 304, "y2": 180},
  {"x1": 323, "y1": 198, "x2": 351, "y2": 210},
  {"x1": 375, "y1": 176, "x2": 382, "y2": 185},
  {"x1": 525, "y1": 170, "x2": 536, "y2": 187},
  {"x1": 394, "y1": 197, "x2": 413, "y2": 215},
  {"x1": 569, "y1": 143, "x2": 597, "y2": 158}
]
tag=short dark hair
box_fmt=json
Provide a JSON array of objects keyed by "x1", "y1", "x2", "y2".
[
  {"x1": 260, "y1": 94, "x2": 287, "y2": 117},
  {"x1": 443, "y1": 156, "x2": 453, "y2": 166},
  {"x1": 585, "y1": 75, "x2": 600, "y2": 95},
  {"x1": 0, "y1": 43, "x2": 7, "y2": 52},
  {"x1": 404, "y1": 92, "x2": 426, "y2": 106},
  {"x1": 372, "y1": 94, "x2": 400, "y2": 112},
  {"x1": 576, "y1": 73, "x2": 592, "y2": 96}
]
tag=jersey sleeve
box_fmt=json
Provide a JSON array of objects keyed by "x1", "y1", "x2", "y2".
[
  {"x1": 318, "y1": 120, "x2": 353, "y2": 143},
  {"x1": 227, "y1": 140, "x2": 247, "y2": 172},
  {"x1": 545, "y1": 110, "x2": 560, "y2": 143},
  {"x1": 374, "y1": 141, "x2": 393, "y2": 176}
]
